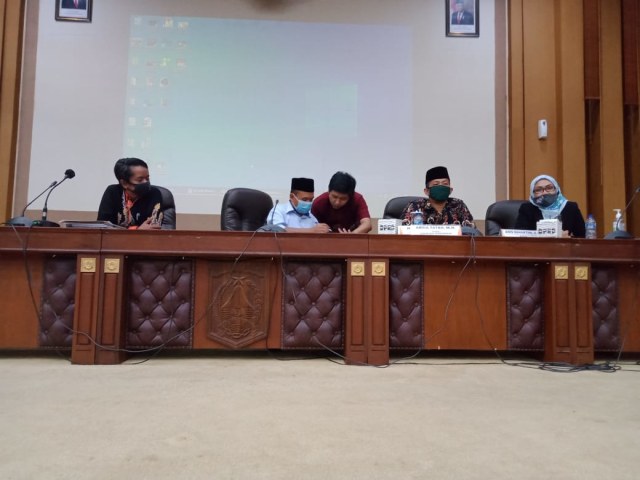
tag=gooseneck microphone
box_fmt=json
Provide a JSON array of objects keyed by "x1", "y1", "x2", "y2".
[
  {"x1": 270, "y1": 199, "x2": 279, "y2": 225},
  {"x1": 257, "y1": 199, "x2": 285, "y2": 232},
  {"x1": 604, "y1": 185, "x2": 639, "y2": 239},
  {"x1": 5, "y1": 180, "x2": 58, "y2": 227},
  {"x1": 37, "y1": 169, "x2": 76, "y2": 228}
]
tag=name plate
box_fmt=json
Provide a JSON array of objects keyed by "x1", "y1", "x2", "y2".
[
  {"x1": 536, "y1": 219, "x2": 562, "y2": 238},
  {"x1": 398, "y1": 224, "x2": 462, "y2": 236},
  {"x1": 500, "y1": 229, "x2": 540, "y2": 238},
  {"x1": 377, "y1": 219, "x2": 401, "y2": 235}
]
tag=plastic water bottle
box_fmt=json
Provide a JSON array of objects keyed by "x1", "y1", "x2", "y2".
[
  {"x1": 411, "y1": 211, "x2": 424, "y2": 225},
  {"x1": 585, "y1": 214, "x2": 597, "y2": 239}
]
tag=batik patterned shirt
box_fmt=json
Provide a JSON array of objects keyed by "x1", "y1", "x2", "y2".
[{"x1": 400, "y1": 197, "x2": 474, "y2": 226}]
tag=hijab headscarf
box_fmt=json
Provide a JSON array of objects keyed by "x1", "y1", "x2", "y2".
[{"x1": 529, "y1": 174, "x2": 568, "y2": 219}]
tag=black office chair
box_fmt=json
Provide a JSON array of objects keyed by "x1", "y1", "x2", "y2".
[
  {"x1": 484, "y1": 200, "x2": 525, "y2": 236},
  {"x1": 382, "y1": 196, "x2": 423, "y2": 220},
  {"x1": 155, "y1": 186, "x2": 176, "y2": 230},
  {"x1": 221, "y1": 188, "x2": 274, "y2": 231}
]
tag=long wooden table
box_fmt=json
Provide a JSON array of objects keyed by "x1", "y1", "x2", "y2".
[{"x1": 1, "y1": 227, "x2": 639, "y2": 365}]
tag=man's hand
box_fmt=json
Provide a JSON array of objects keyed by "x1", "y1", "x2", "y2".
[
  {"x1": 138, "y1": 217, "x2": 161, "y2": 230},
  {"x1": 311, "y1": 223, "x2": 331, "y2": 233}
]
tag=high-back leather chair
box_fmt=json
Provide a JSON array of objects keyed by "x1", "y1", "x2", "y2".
[
  {"x1": 221, "y1": 188, "x2": 274, "y2": 231},
  {"x1": 484, "y1": 200, "x2": 525, "y2": 236},
  {"x1": 155, "y1": 186, "x2": 176, "y2": 230},
  {"x1": 382, "y1": 196, "x2": 423, "y2": 220}
]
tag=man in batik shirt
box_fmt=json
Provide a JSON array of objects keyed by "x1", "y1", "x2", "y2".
[{"x1": 400, "y1": 166, "x2": 475, "y2": 226}]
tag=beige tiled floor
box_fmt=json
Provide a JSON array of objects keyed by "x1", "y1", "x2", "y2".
[{"x1": 1, "y1": 353, "x2": 639, "y2": 480}]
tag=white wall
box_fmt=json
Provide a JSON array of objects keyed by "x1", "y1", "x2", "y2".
[{"x1": 19, "y1": 0, "x2": 496, "y2": 221}]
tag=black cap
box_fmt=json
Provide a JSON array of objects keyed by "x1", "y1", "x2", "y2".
[
  {"x1": 425, "y1": 166, "x2": 450, "y2": 186},
  {"x1": 291, "y1": 177, "x2": 314, "y2": 192}
]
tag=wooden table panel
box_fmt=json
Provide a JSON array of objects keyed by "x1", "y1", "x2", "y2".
[
  {"x1": 0, "y1": 255, "x2": 43, "y2": 348},
  {"x1": 2, "y1": 227, "x2": 639, "y2": 365},
  {"x1": 423, "y1": 260, "x2": 508, "y2": 351}
]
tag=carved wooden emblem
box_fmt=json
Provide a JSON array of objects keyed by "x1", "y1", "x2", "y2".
[
  {"x1": 372, "y1": 261, "x2": 386, "y2": 277},
  {"x1": 207, "y1": 260, "x2": 271, "y2": 348},
  {"x1": 80, "y1": 257, "x2": 96, "y2": 273},
  {"x1": 104, "y1": 258, "x2": 120, "y2": 274},
  {"x1": 351, "y1": 262, "x2": 365, "y2": 276},
  {"x1": 574, "y1": 265, "x2": 589, "y2": 281},
  {"x1": 554, "y1": 265, "x2": 569, "y2": 280}
]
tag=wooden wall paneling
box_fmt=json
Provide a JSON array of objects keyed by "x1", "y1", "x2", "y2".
[
  {"x1": 583, "y1": 0, "x2": 604, "y2": 233},
  {"x1": 557, "y1": 0, "x2": 589, "y2": 211},
  {"x1": 621, "y1": 0, "x2": 639, "y2": 106},
  {"x1": 600, "y1": 0, "x2": 628, "y2": 230},
  {"x1": 583, "y1": 0, "x2": 601, "y2": 99},
  {"x1": 585, "y1": 99, "x2": 604, "y2": 233},
  {"x1": 367, "y1": 259, "x2": 389, "y2": 366},
  {"x1": 522, "y1": 0, "x2": 559, "y2": 182},
  {"x1": 0, "y1": 0, "x2": 25, "y2": 221},
  {"x1": 0, "y1": 254, "x2": 42, "y2": 348},
  {"x1": 345, "y1": 259, "x2": 367, "y2": 365},
  {"x1": 622, "y1": 0, "x2": 640, "y2": 237},
  {"x1": 495, "y1": 0, "x2": 509, "y2": 200},
  {"x1": 509, "y1": 0, "x2": 526, "y2": 199},
  {"x1": 623, "y1": 107, "x2": 640, "y2": 236}
]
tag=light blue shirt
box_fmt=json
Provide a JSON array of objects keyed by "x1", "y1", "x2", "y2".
[{"x1": 267, "y1": 200, "x2": 319, "y2": 230}]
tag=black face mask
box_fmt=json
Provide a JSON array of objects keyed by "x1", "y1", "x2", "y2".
[
  {"x1": 534, "y1": 192, "x2": 558, "y2": 208},
  {"x1": 132, "y1": 182, "x2": 151, "y2": 197}
]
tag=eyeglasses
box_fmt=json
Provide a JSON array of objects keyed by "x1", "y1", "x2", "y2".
[{"x1": 533, "y1": 184, "x2": 556, "y2": 195}]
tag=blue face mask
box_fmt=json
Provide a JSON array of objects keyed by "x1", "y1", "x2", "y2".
[
  {"x1": 293, "y1": 195, "x2": 313, "y2": 215},
  {"x1": 295, "y1": 200, "x2": 312, "y2": 215}
]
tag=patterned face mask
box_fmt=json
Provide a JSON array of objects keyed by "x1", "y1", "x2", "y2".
[{"x1": 534, "y1": 192, "x2": 558, "y2": 208}]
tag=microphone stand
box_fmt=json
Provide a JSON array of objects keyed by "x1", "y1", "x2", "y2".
[
  {"x1": 5, "y1": 181, "x2": 57, "y2": 227},
  {"x1": 33, "y1": 175, "x2": 73, "y2": 228}
]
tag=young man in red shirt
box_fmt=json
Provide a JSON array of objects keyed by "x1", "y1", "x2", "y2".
[{"x1": 311, "y1": 172, "x2": 372, "y2": 233}]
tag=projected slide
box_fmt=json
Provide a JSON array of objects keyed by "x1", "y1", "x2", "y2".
[{"x1": 123, "y1": 16, "x2": 412, "y2": 205}]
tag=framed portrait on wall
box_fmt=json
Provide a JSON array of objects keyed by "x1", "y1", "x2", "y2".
[
  {"x1": 55, "y1": 0, "x2": 93, "y2": 23},
  {"x1": 446, "y1": 0, "x2": 479, "y2": 37}
]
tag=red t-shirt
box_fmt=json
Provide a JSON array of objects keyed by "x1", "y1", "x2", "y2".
[{"x1": 311, "y1": 191, "x2": 370, "y2": 232}]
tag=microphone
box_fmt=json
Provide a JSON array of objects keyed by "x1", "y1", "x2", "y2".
[
  {"x1": 270, "y1": 199, "x2": 279, "y2": 225},
  {"x1": 258, "y1": 199, "x2": 285, "y2": 232},
  {"x1": 34, "y1": 169, "x2": 76, "y2": 228},
  {"x1": 5, "y1": 180, "x2": 58, "y2": 227},
  {"x1": 604, "y1": 185, "x2": 639, "y2": 239}
]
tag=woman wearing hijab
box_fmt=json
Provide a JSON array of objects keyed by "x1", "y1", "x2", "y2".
[{"x1": 515, "y1": 174, "x2": 586, "y2": 238}]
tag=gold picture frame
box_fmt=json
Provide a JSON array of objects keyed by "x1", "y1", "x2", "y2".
[{"x1": 446, "y1": 0, "x2": 479, "y2": 38}]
